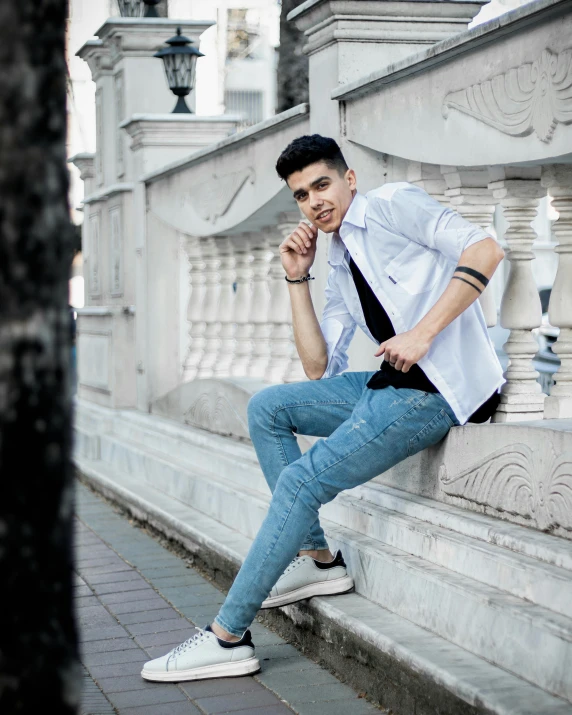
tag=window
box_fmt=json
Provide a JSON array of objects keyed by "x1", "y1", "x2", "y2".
[
  {"x1": 224, "y1": 90, "x2": 264, "y2": 130},
  {"x1": 226, "y1": 9, "x2": 260, "y2": 61}
]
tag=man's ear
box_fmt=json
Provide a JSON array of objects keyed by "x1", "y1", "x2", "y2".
[{"x1": 345, "y1": 168, "x2": 357, "y2": 191}]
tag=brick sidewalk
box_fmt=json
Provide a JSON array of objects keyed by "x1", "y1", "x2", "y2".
[{"x1": 75, "y1": 482, "x2": 381, "y2": 715}]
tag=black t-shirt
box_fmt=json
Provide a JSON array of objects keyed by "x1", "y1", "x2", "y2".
[{"x1": 349, "y1": 257, "x2": 500, "y2": 424}]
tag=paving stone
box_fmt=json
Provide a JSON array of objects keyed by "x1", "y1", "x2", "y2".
[
  {"x1": 257, "y1": 667, "x2": 341, "y2": 690},
  {"x1": 84, "y1": 570, "x2": 144, "y2": 586},
  {"x1": 107, "y1": 685, "x2": 189, "y2": 708},
  {"x1": 79, "y1": 563, "x2": 133, "y2": 576},
  {"x1": 256, "y1": 644, "x2": 303, "y2": 661},
  {"x1": 149, "y1": 574, "x2": 208, "y2": 588},
  {"x1": 92, "y1": 578, "x2": 151, "y2": 596},
  {"x1": 194, "y1": 689, "x2": 284, "y2": 713},
  {"x1": 110, "y1": 597, "x2": 169, "y2": 614},
  {"x1": 74, "y1": 595, "x2": 100, "y2": 610},
  {"x1": 119, "y1": 608, "x2": 177, "y2": 625},
  {"x1": 81, "y1": 626, "x2": 128, "y2": 642},
  {"x1": 87, "y1": 660, "x2": 147, "y2": 679},
  {"x1": 82, "y1": 648, "x2": 148, "y2": 667},
  {"x1": 179, "y1": 676, "x2": 265, "y2": 700},
  {"x1": 81, "y1": 637, "x2": 138, "y2": 654},
  {"x1": 126, "y1": 617, "x2": 190, "y2": 635},
  {"x1": 99, "y1": 587, "x2": 158, "y2": 604},
  {"x1": 135, "y1": 628, "x2": 193, "y2": 648},
  {"x1": 161, "y1": 584, "x2": 219, "y2": 597},
  {"x1": 120, "y1": 701, "x2": 202, "y2": 715},
  {"x1": 95, "y1": 674, "x2": 160, "y2": 692},
  {"x1": 75, "y1": 584, "x2": 94, "y2": 598},
  {"x1": 226, "y1": 706, "x2": 293, "y2": 715},
  {"x1": 294, "y1": 699, "x2": 379, "y2": 715},
  {"x1": 258, "y1": 657, "x2": 324, "y2": 676},
  {"x1": 170, "y1": 592, "x2": 226, "y2": 608},
  {"x1": 138, "y1": 565, "x2": 196, "y2": 578},
  {"x1": 272, "y1": 683, "x2": 362, "y2": 705}
]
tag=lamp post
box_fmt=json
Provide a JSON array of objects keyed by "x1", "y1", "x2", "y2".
[{"x1": 154, "y1": 27, "x2": 204, "y2": 114}]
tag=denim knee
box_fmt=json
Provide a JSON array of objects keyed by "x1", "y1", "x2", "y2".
[{"x1": 273, "y1": 464, "x2": 325, "y2": 514}]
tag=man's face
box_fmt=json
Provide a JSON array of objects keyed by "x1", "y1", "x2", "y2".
[{"x1": 287, "y1": 161, "x2": 357, "y2": 233}]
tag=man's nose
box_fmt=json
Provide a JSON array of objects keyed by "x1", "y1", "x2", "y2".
[{"x1": 310, "y1": 193, "x2": 324, "y2": 209}]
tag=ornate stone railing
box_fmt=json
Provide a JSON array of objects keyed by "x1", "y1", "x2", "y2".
[
  {"x1": 174, "y1": 161, "x2": 571, "y2": 423},
  {"x1": 181, "y1": 219, "x2": 305, "y2": 387}
]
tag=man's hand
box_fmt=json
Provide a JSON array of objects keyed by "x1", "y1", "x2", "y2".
[
  {"x1": 280, "y1": 221, "x2": 318, "y2": 279},
  {"x1": 374, "y1": 329, "x2": 433, "y2": 373}
]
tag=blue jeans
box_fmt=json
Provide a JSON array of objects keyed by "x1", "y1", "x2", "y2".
[{"x1": 214, "y1": 372, "x2": 459, "y2": 637}]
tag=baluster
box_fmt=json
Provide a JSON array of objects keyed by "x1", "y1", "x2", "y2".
[
  {"x1": 275, "y1": 217, "x2": 307, "y2": 383},
  {"x1": 442, "y1": 166, "x2": 498, "y2": 327},
  {"x1": 488, "y1": 173, "x2": 546, "y2": 422},
  {"x1": 230, "y1": 236, "x2": 253, "y2": 378},
  {"x1": 182, "y1": 237, "x2": 206, "y2": 381},
  {"x1": 265, "y1": 228, "x2": 295, "y2": 383},
  {"x1": 247, "y1": 236, "x2": 273, "y2": 377},
  {"x1": 213, "y1": 237, "x2": 236, "y2": 378},
  {"x1": 542, "y1": 165, "x2": 572, "y2": 418},
  {"x1": 197, "y1": 238, "x2": 222, "y2": 379}
]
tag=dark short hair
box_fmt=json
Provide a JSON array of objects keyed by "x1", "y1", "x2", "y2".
[{"x1": 276, "y1": 134, "x2": 349, "y2": 182}]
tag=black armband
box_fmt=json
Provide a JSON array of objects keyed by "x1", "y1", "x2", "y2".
[
  {"x1": 452, "y1": 276, "x2": 482, "y2": 294},
  {"x1": 455, "y1": 266, "x2": 489, "y2": 287}
]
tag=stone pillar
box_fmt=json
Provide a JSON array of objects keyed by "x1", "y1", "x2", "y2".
[
  {"x1": 488, "y1": 172, "x2": 546, "y2": 422},
  {"x1": 230, "y1": 236, "x2": 254, "y2": 378},
  {"x1": 442, "y1": 166, "x2": 498, "y2": 327},
  {"x1": 183, "y1": 237, "x2": 207, "y2": 382},
  {"x1": 197, "y1": 238, "x2": 222, "y2": 379},
  {"x1": 542, "y1": 165, "x2": 572, "y2": 419},
  {"x1": 213, "y1": 237, "x2": 237, "y2": 379}
]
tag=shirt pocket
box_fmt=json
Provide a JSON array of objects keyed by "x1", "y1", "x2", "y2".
[{"x1": 384, "y1": 241, "x2": 442, "y2": 295}]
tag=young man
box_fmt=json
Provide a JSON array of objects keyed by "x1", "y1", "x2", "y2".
[{"x1": 141, "y1": 134, "x2": 505, "y2": 682}]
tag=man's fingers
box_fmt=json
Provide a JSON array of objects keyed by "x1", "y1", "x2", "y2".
[
  {"x1": 401, "y1": 362, "x2": 411, "y2": 374},
  {"x1": 375, "y1": 341, "x2": 387, "y2": 357},
  {"x1": 394, "y1": 358, "x2": 405, "y2": 372}
]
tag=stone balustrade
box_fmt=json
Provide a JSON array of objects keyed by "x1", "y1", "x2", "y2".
[{"x1": 178, "y1": 166, "x2": 571, "y2": 423}]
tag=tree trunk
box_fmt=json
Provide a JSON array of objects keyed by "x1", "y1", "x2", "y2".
[
  {"x1": 276, "y1": 0, "x2": 309, "y2": 113},
  {"x1": 0, "y1": 1, "x2": 80, "y2": 712}
]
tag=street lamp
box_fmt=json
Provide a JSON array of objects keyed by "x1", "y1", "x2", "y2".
[
  {"x1": 117, "y1": 0, "x2": 162, "y2": 17},
  {"x1": 142, "y1": 0, "x2": 162, "y2": 17},
  {"x1": 154, "y1": 27, "x2": 204, "y2": 114}
]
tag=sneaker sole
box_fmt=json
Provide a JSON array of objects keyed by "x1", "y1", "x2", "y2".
[
  {"x1": 260, "y1": 574, "x2": 355, "y2": 609},
  {"x1": 141, "y1": 656, "x2": 261, "y2": 682}
]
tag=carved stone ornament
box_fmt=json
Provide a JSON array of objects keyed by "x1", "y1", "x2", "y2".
[
  {"x1": 183, "y1": 391, "x2": 248, "y2": 439},
  {"x1": 443, "y1": 48, "x2": 572, "y2": 143},
  {"x1": 180, "y1": 168, "x2": 255, "y2": 224},
  {"x1": 439, "y1": 442, "x2": 572, "y2": 532}
]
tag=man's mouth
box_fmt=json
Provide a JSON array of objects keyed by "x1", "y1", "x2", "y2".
[{"x1": 316, "y1": 209, "x2": 333, "y2": 222}]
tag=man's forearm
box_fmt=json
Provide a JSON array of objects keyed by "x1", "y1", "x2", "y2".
[
  {"x1": 288, "y1": 282, "x2": 328, "y2": 380},
  {"x1": 415, "y1": 238, "x2": 505, "y2": 341}
]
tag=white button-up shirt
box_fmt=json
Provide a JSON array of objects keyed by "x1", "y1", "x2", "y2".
[{"x1": 319, "y1": 182, "x2": 504, "y2": 425}]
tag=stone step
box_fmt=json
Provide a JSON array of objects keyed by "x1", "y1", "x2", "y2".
[
  {"x1": 325, "y1": 491, "x2": 572, "y2": 619},
  {"x1": 90, "y1": 432, "x2": 572, "y2": 700},
  {"x1": 96, "y1": 422, "x2": 572, "y2": 623},
  {"x1": 90, "y1": 406, "x2": 572, "y2": 575},
  {"x1": 74, "y1": 453, "x2": 572, "y2": 715}
]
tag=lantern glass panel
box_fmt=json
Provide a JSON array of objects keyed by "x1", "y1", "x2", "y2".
[
  {"x1": 117, "y1": 0, "x2": 144, "y2": 16},
  {"x1": 163, "y1": 53, "x2": 197, "y2": 91}
]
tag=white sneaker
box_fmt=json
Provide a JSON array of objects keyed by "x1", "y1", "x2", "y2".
[
  {"x1": 141, "y1": 625, "x2": 260, "y2": 682},
  {"x1": 261, "y1": 550, "x2": 354, "y2": 609}
]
